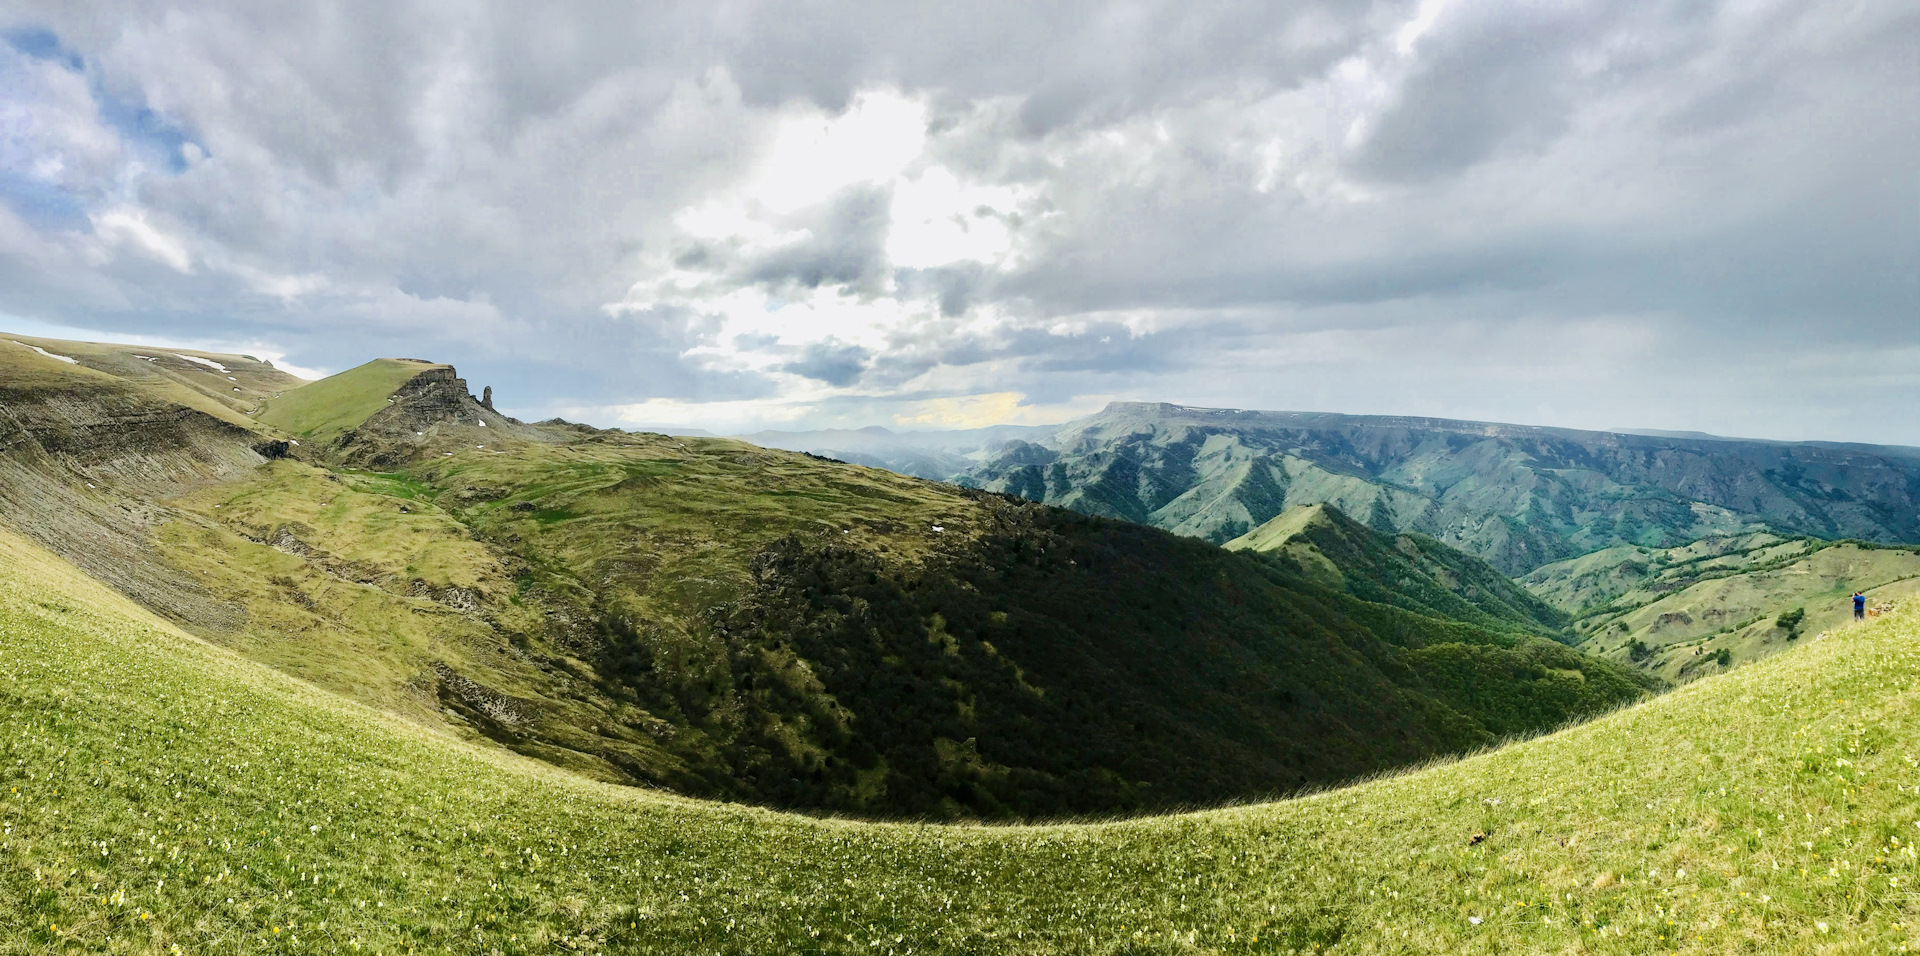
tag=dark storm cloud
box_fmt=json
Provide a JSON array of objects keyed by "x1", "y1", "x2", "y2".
[
  {"x1": 781, "y1": 341, "x2": 871, "y2": 387},
  {"x1": 0, "y1": 0, "x2": 1913, "y2": 439}
]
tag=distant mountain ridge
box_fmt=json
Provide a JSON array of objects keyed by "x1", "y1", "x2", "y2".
[{"x1": 954, "y1": 402, "x2": 1920, "y2": 573}]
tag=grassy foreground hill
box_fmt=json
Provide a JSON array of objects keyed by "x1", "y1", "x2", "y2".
[
  {"x1": 6, "y1": 522, "x2": 1920, "y2": 953},
  {"x1": 0, "y1": 339, "x2": 1649, "y2": 820}
]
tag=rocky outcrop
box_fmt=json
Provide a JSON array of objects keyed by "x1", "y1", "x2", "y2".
[{"x1": 331, "y1": 366, "x2": 550, "y2": 468}]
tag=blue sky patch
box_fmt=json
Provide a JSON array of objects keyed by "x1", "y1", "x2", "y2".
[
  {"x1": 3, "y1": 27, "x2": 82, "y2": 70},
  {"x1": 0, "y1": 170, "x2": 88, "y2": 232}
]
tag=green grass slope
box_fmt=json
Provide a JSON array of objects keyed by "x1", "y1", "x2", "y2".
[
  {"x1": 254, "y1": 358, "x2": 448, "y2": 444},
  {"x1": 1226, "y1": 503, "x2": 1569, "y2": 639},
  {"x1": 6, "y1": 523, "x2": 1920, "y2": 953},
  {"x1": 1528, "y1": 536, "x2": 1920, "y2": 682}
]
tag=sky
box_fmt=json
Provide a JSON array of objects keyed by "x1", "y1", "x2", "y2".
[{"x1": 0, "y1": 2, "x2": 1915, "y2": 442}]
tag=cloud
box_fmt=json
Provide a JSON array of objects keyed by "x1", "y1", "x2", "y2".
[
  {"x1": 0, "y1": 1, "x2": 1913, "y2": 442},
  {"x1": 781, "y1": 340, "x2": 870, "y2": 387}
]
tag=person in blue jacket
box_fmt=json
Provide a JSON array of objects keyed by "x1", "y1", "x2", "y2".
[{"x1": 1854, "y1": 592, "x2": 1868, "y2": 620}]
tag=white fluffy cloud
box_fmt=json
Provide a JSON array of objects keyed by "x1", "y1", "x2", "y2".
[{"x1": 0, "y1": 1, "x2": 1914, "y2": 441}]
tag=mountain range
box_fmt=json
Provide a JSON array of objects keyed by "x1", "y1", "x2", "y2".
[{"x1": 759, "y1": 401, "x2": 1920, "y2": 576}]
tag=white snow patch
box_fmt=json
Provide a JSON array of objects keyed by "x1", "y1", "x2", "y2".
[
  {"x1": 12, "y1": 341, "x2": 77, "y2": 364},
  {"x1": 477, "y1": 420, "x2": 486, "y2": 427},
  {"x1": 173, "y1": 353, "x2": 229, "y2": 373},
  {"x1": 931, "y1": 525, "x2": 945, "y2": 533}
]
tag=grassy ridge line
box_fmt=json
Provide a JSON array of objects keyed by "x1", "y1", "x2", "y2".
[
  {"x1": 255, "y1": 358, "x2": 447, "y2": 444},
  {"x1": 2, "y1": 335, "x2": 301, "y2": 431},
  {"x1": 4, "y1": 526, "x2": 1920, "y2": 953}
]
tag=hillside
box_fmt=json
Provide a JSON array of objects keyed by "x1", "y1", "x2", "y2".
[
  {"x1": 5, "y1": 334, "x2": 305, "y2": 427},
  {"x1": 0, "y1": 336, "x2": 297, "y2": 632},
  {"x1": 1226, "y1": 503, "x2": 1568, "y2": 639},
  {"x1": 0, "y1": 338, "x2": 1650, "y2": 820},
  {"x1": 254, "y1": 357, "x2": 450, "y2": 444},
  {"x1": 955, "y1": 402, "x2": 1920, "y2": 574},
  {"x1": 5, "y1": 520, "x2": 1918, "y2": 952},
  {"x1": 1526, "y1": 535, "x2": 1920, "y2": 682}
]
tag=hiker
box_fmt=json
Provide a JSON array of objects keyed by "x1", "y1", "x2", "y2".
[{"x1": 1854, "y1": 592, "x2": 1867, "y2": 621}]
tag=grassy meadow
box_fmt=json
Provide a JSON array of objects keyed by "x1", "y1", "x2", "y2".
[{"x1": 6, "y1": 521, "x2": 1920, "y2": 953}]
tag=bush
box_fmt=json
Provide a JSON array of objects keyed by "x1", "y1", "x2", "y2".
[
  {"x1": 1777, "y1": 607, "x2": 1806, "y2": 640},
  {"x1": 1716, "y1": 648, "x2": 1733, "y2": 667}
]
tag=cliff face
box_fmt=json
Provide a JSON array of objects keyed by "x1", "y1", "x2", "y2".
[
  {"x1": 0, "y1": 375, "x2": 267, "y2": 631},
  {"x1": 330, "y1": 366, "x2": 546, "y2": 468},
  {"x1": 963, "y1": 404, "x2": 1920, "y2": 574}
]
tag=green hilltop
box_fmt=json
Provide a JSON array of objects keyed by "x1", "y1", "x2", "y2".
[
  {"x1": 254, "y1": 357, "x2": 449, "y2": 444},
  {"x1": 1226, "y1": 503, "x2": 1569, "y2": 640}
]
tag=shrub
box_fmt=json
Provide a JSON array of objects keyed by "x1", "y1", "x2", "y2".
[{"x1": 1777, "y1": 607, "x2": 1806, "y2": 640}]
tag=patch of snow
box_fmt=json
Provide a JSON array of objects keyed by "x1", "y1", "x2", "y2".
[
  {"x1": 86, "y1": 482, "x2": 95, "y2": 488},
  {"x1": 172, "y1": 353, "x2": 229, "y2": 373},
  {"x1": 12, "y1": 341, "x2": 77, "y2": 364},
  {"x1": 478, "y1": 420, "x2": 486, "y2": 427},
  {"x1": 132, "y1": 354, "x2": 155, "y2": 361},
  {"x1": 931, "y1": 525, "x2": 945, "y2": 533},
  {"x1": 288, "y1": 439, "x2": 299, "y2": 446},
  {"x1": 226, "y1": 376, "x2": 237, "y2": 381}
]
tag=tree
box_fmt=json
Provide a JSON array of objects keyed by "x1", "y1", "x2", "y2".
[{"x1": 1777, "y1": 607, "x2": 1806, "y2": 640}]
